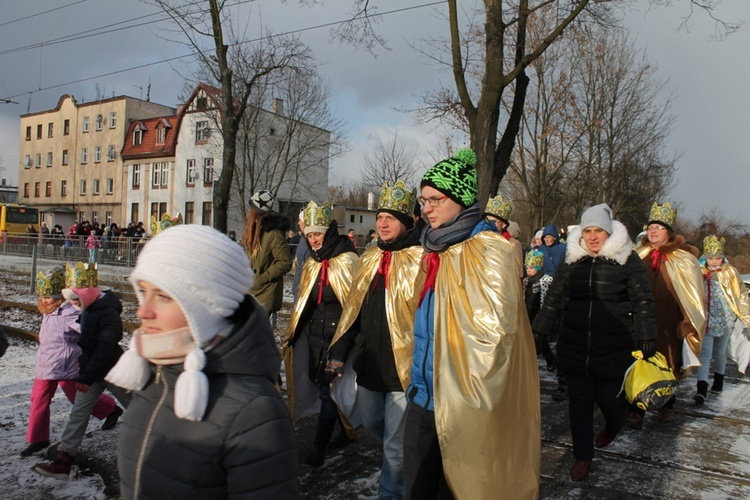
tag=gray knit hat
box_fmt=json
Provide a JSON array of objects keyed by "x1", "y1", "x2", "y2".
[{"x1": 580, "y1": 203, "x2": 614, "y2": 234}]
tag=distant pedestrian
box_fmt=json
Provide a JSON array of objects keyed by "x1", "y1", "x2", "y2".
[
  {"x1": 694, "y1": 235, "x2": 750, "y2": 404},
  {"x1": 85, "y1": 233, "x2": 100, "y2": 263}
]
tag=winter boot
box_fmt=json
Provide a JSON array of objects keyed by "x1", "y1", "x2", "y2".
[
  {"x1": 711, "y1": 373, "x2": 724, "y2": 393},
  {"x1": 101, "y1": 405, "x2": 124, "y2": 430},
  {"x1": 304, "y1": 416, "x2": 337, "y2": 467},
  {"x1": 328, "y1": 418, "x2": 356, "y2": 449},
  {"x1": 20, "y1": 441, "x2": 50, "y2": 457},
  {"x1": 33, "y1": 450, "x2": 74, "y2": 481},
  {"x1": 694, "y1": 381, "x2": 708, "y2": 405},
  {"x1": 543, "y1": 351, "x2": 556, "y2": 372}
]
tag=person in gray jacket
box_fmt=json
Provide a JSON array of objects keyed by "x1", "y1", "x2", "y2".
[{"x1": 106, "y1": 224, "x2": 298, "y2": 498}]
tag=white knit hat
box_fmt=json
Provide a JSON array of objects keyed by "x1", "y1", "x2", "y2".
[{"x1": 106, "y1": 224, "x2": 254, "y2": 421}]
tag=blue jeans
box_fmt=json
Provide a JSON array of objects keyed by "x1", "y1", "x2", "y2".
[
  {"x1": 697, "y1": 334, "x2": 730, "y2": 382},
  {"x1": 358, "y1": 386, "x2": 407, "y2": 500}
]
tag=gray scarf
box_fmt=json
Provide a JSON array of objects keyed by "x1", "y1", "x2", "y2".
[{"x1": 421, "y1": 203, "x2": 482, "y2": 253}]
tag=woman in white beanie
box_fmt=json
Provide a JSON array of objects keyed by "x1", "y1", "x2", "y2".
[
  {"x1": 533, "y1": 203, "x2": 657, "y2": 481},
  {"x1": 106, "y1": 225, "x2": 298, "y2": 498}
]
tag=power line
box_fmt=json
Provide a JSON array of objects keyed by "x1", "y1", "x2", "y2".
[
  {"x1": 0, "y1": 0, "x2": 88, "y2": 29},
  {"x1": 1, "y1": 1, "x2": 446, "y2": 102}
]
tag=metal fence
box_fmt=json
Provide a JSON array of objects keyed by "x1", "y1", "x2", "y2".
[{"x1": 0, "y1": 232, "x2": 146, "y2": 268}]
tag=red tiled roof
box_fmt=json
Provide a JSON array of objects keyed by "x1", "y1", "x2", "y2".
[{"x1": 120, "y1": 115, "x2": 181, "y2": 160}]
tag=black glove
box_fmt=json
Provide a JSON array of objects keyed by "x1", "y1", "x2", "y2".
[
  {"x1": 324, "y1": 359, "x2": 345, "y2": 382},
  {"x1": 641, "y1": 340, "x2": 657, "y2": 359}
]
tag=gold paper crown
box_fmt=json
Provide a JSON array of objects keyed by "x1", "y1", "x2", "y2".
[
  {"x1": 484, "y1": 195, "x2": 513, "y2": 222},
  {"x1": 378, "y1": 180, "x2": 416, "y2": 218},
  {"x1": 65, "y1": 262, "x2": 98, "y2": 289},
  {"x1": 150, "y1": 213, "x2": 183, "y2": 235},
  {"x1": 36, "y1": 267, "x2": 65, "y2": 297},
  {"x1": 525, "y1": 250, "x2": 544, "y2": 270},
  {"x1": 303, "y1": 200, "x2": 333, "y2": 233},
  {"x1": 703, "y1": 235, "x2": 725, "y2": 257},
  {"x1": 647, "y1": 202, "x2": 676, "y2": 229}
]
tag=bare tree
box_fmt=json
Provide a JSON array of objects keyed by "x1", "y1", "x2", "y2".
[
  {"x1": 329, "y1": 180, "x2": 371, "y2": 208},
  {"x1": 337, "y1": 0, "x2": 739, "y2": 207},
  {"x1": 359, "y1": 130, "x2": 419, "y2": 191},
  {"x1": 151, "y1": 0, "x2": 313, "y2": 232}
]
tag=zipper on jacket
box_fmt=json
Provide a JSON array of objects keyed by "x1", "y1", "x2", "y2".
[
  {"x1": 134, "y1": 366, "x2": 169, "y2": 497},
  {"x1": 585, "y1": 259, "x2": 595, "y2": 374},
  {"x1": 421, "y1": 296, "x2": 433, "y2": 408}
]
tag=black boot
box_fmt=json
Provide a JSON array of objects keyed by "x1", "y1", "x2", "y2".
[
  {"x1": 711, "y1": 373, "x2": 724, "y2": 393},
  {"x1": 694, "y1": 380, "x2": 708, "y2": 405},
  {"x1": 304, "y1": 416, "x2": 336, "y2": 467}
]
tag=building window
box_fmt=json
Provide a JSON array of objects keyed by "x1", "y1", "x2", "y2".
[
  {"x1": 62, "y1": 149, "x2": 69, "y2": 165},
  {"x1": 46, "y1": 152, "x2": 53, "y2": 167},
  {"x1": 109, "y1": 112, "x2": 117, "y2": 128},
  {"x1": 133, "y1": 129, "x2": 143, "y2": 145},
  {"x1": 105, "y1": 211, "x2": 113, "y2": 227},
  {"x1": 196, "y1": 97, "x2": 208, "y2": 109},
  {"x1": 195, "y1": 120, "x2": 210, "y2": 143},
  {"x1": 94, "y1": 146, "x2": 102, "y2": 163},
  {"x1": 25, "y1": 126, "x2": 31, "y2": 141},
  {"x1": 37, "y1": 124, "x2": 42, "y2": 139},
  {"x1": 151, "y1": 202, "x2": 167, "y2": 220},
  {"x1": 270, "y1": 128, "x2": 276, "y2": 136},
  {"x1": 106, "y1": 178, "x2": 114, "y2": 194},
  {"x1": 156, "y1": 126, "x2": 166, "y2": 143},
  {"x1": 24, "y1": 183, "x2": 29, "y2": 198},
  {"x1": 202, "y1": 202, "x2": 212, "y2": 225},
  {"x1": 92, "y1": 211, "x2": 99, "y2": 223},
  {"x1": 34, "y1": 153, "x2": 41, "y2": 168},
  {"x1": 83, "y1": 116, "x2": 90, "y2": 133},
  {"x1": 131, "y1": 203, "x2": 139, "y2": 223},
  {"x1": 151, "y1": 162, "x2": 169, "y2": 188},
  {"x1": 79, "y1": 211, "x2": 85, "y2": 223},
  {"x1": 64, "y1": 119, "x2": 70, "y2": 135},
  {"x1": 61, "y1": 180, "x2": 67, "y2": 197},
  {"x1": 95, "y1": 114, "x2": 103, "y2": 131},
  {"x1": 185, "y1": 202, "x2": 194, "y2": 224},
  {"x1": 186, "y1": 159, "x2": 197, "y2": 185},
  {"x1": 80, "y1": 180, "x2": 87, "y2": 196},
  {"x1": 93, "y1": 179, "x2": 101, "y2": 195},
  {"x1": 203, "y1": 158, "x2": 214, "y2": 184},
  {"x1": 107, "y1": 145, "x2": 116, "y2": 161},
  {"x1": 132, "y1": 164, "x2": 141, "y2": 188},
  {"x1": 34, "y1": 182, "x2": 41, "y2": 198},
  {"x1": 48, "y1": 123, "x2": 54, "y2": 138},
  {"x1": 45, "y1": 182, "x2": 52, "y2": 197},
  {"x1": 349, "y1": 214, "x2": 354, "y2": 223},
  {"x1": 81, "y1": 148, "x2": 88, "y2": 164},
  {"x1": 23, "y1": 155, "x2": 31, "y2": 168}
]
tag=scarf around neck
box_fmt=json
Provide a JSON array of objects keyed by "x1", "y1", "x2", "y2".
[{"x1": 421, "y1": 203, "x2": 482, "y2": 253}]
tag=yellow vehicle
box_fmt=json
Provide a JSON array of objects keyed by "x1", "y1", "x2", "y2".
[{"x1": 0, "y1": 203, "x2": 39, "y2": 242}]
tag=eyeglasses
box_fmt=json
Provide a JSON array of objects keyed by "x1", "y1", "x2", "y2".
[
  {"x1": 417, "y1": 195, "x2": 448, "y2": 207},
  {"x1": 646, "y1": 225, "x2": 667, "y2": 232}
]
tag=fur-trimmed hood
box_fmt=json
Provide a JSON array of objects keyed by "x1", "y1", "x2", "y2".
[
  {"x1": 566, "y1": 220, "x2": 633, "y2": 265},
  {"x1": 261, "y1": 212, "x2": 291, "y2": 233}
]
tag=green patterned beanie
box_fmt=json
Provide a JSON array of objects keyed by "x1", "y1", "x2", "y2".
[{"x1": 420, "y1": 148, "x2": 478, "y2": 207}]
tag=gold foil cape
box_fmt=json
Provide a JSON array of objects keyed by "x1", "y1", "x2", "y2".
[
  {"x1": 638, "y1": 246, "x2": 706, "y2": 355},
  {"x1": 282, "y1": 251, "x2": 359, "y2": 424},
  {"x1": 331, "y1": 244, "x2": 424, "y2": 390},
  {"x1": 430, "y1": 231, "x2": 540, "y2": 499},
  {"x1": 714, "y1": 265, "x2": 750, "y2": 328}
]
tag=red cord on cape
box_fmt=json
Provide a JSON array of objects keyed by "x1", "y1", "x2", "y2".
[{"x1": 418, "y1": 252, "x2": 441, "y2": 306}]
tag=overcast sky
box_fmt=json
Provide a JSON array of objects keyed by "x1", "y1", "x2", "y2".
[{"x1": 0, "y1": 0, "x2": 747, "y2": 226}]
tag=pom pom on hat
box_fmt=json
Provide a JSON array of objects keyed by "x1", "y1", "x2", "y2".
[
  {"x1": 421, "y1": 148, "x2": 478, "y2": 207},
  {"x1": 174, "y1": 348, "x2": 209, "y2": 421}
]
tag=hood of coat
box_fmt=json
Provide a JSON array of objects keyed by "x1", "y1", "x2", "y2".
[
  {"x1": 261, "y1": 212, "x2": 291, "y2": 233},
  {"x1": 86, "y1": 289, "x2": 123, "y2": 314},
  {"x1": 566, "y1": 220, "x2": 633, "y2": 265},
  {"x1": 201, "y1": 296, "x2": 280, "y2": 384},
  {"x1": 542, "y1": 225, "x2": 560, "y2": 244}
]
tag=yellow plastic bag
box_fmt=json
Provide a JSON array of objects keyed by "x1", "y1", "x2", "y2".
[{"x1": 621, "y1": 351, "x2": 677, "y2": 411}]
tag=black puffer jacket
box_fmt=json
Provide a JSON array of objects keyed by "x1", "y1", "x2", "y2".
[
  {"x1": 77, "y1": 290, "x2": 123, "y2": 385},
  {"x1": 533, "y1": 221, "x2": 657, "y2": 378},
  {"x1": 118, "y1": 296, "x2": 299, "y2": 499}
]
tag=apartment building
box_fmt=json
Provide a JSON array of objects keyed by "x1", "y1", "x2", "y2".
[{"x1": 18, "y1": 94, "x2": 174, "y2": 228}]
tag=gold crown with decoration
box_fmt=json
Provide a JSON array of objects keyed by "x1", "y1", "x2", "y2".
[
  {"x1": 703, "y1": 235, "x2": 725, "y2": 257},
  {"x1": 484, "y1": 195, "x2": 513, "y2": 222},
  {"x1": 525, "y1": 250, "x2": 544, "y2": 270},
  {"x1": 647, "y1": 202, "x2": 676, "y2": 230},
  {"x1": 303, "y1": 200, "x2": 333, "y2": 235},
  {"x1": 378, "y1": 180, "x2": 416, "y2": 217},
  {"x1": 36, "y1": 267, "x2": 65, "y2": 297},
  {"x1": 150, "y1": 213, "x2": 183, "y2": 235},
  {"x1": 65, "y1": 262, "x2": 98, "y2": 289}
]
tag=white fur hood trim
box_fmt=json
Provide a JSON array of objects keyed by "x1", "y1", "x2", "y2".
[{"x1": 565, "y1": 220, "x2": 633, "y2": 265}]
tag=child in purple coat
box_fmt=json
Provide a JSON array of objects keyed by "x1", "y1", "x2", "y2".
[{"x1": 21, "y1": 267, "x2": 120, "y2": 458}]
